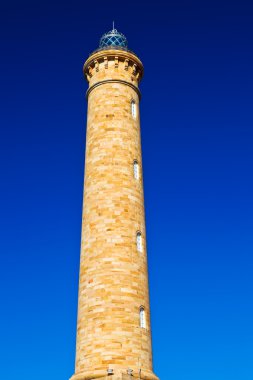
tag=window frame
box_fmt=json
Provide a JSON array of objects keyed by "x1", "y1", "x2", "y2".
[
  {"x1": 131, "y1": 100, "x2": 137, "y2": 119},
  {"x1": 140, "y1": 306, "x2": 146, "y2": 329},
  {"x1": 136, "y1": 231, "x2": 142, "y2": 252},
  {"x1": 133, "y1": 160, "x2": 139, "y2": 180}
]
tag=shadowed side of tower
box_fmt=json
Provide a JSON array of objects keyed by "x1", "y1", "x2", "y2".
[{"x1": 70, "y1": 29, "x2": 159, "y2": 380}]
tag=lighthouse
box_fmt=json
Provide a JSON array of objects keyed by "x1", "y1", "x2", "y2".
[{"x1": 70, "y1": 27, "x2": 159, "y2": 380}]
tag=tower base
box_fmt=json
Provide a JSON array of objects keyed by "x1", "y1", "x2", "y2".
[{"x1": 70, "y1": 368, "x2": 159, "y2": 380}]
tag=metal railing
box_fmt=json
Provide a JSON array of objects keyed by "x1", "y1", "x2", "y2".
[{"x1": 88, "y1": 45, "x2": 136, "y2": 57}]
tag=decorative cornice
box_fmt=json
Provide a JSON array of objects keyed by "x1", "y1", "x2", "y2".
[
  {"x1": 83, "y1": 49, "x2": 144, "y2": 82},
  {"x1": 86, "y1": 79, "x2": 141, "y2": 99}
]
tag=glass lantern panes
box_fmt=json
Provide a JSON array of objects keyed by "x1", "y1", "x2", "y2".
[{"x1": 99, "y1": 29, "x2": 128, "y2": 49}]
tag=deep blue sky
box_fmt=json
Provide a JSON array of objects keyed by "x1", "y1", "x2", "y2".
[{"x1": 1, "y1": 0, "x2": 253, "y2": 379}]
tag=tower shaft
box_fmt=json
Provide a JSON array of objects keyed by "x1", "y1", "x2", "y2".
[{"x1": 70, "y1": 45, "x2": 159, "y2": 380}]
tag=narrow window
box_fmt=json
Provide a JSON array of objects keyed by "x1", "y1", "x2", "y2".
[
  {"x1": 136, "y1": 232, "x2": 142, "y2": 252},
  {"x1": 133, "y1": 160, "x2": 139, "y2": 180},
  {"x1": 140, "y1": 307, "x2": 146, "y2": 328},
  {"x1": 131, "y1": 100, "x2": 137, "y2": 119}
]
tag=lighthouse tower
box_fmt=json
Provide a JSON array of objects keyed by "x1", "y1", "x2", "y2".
[{"x1": 70, "y1": 28, "x2": 159, "y2": 380}]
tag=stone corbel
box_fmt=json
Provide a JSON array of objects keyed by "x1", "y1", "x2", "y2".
[
  {"x1": 94, "y1": 60, "x2": 99, "y2": 72},
  {"x1": 115, "y1": 56, "x2": 119, "y2": 68},
  {"x1": 132, "y1": 63, "x2": 137, "y2": 75},
  {"x1": 104, "y1": 56, "x2": 108, "y2": 69},
  {"x1": 87, "y1": 66, "x2": 93, "y2": 77},
  {"x1": 124, "y1": 58, "x2": 129, "y2": 71}
]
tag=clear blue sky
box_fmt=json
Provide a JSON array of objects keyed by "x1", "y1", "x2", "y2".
[{"x1": 0, "y1": 1, "x2": 253, "y2": 379}]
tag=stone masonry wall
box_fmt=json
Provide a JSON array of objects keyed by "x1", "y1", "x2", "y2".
[{"x1": 70, "y1": 50, "x2": 159, "y2": 380}]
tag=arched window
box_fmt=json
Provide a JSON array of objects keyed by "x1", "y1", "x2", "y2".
[
  {"x1": 131, "y1": 100, "x2": 137, "y2": 119},
  {"x1": 136, "y1": 232, "x2": 142, "y2": 252},
  {"x1": 133, "y1": 160, "x2": 139, "y2": 180},
  {"x1": 140, "y1": 307, "x2": 146, "y2": 328}
]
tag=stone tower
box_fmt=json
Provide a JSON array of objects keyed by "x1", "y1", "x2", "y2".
[{"x1": 70, "y1": 28, "x2": 159, "y2": 380}]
